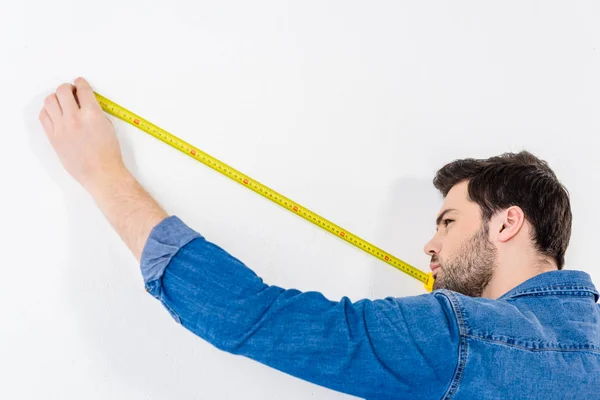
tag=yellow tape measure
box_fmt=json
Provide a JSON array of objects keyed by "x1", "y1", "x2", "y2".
[{"x1": 94, "y1": 92, "x2": 435, "y2": 292}]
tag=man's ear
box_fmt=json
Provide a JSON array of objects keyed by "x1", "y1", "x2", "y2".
[{"x1": 497, "y1": 206, "x2": 525, "y2": 243}]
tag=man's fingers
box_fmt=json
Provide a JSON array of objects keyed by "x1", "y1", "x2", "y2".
[
  {"x1": 56, "y1": 83, "x2": 79, "y2": 114},
  {"x1": 44, "y1": 93, "x2": 62, "y2": 120},
  {"x1": 39, "y1": 108, "x2": 54, "y2": 135},
  {"x1": 74, "y1": 77, "x2": 101, "y2": 110}
]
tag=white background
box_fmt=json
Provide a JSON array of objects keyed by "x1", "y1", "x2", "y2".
[{"x1": 1, "y1": 1, "x2": 599, "y2": 399}]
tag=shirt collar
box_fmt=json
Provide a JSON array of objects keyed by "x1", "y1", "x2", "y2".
[{"x1": 497, "y1": 270, "x2": 599, "y2": 302}]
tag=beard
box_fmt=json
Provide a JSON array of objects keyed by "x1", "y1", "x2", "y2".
[{"x1": 432, "y1": 222, "x2": 497, "y2": 297}]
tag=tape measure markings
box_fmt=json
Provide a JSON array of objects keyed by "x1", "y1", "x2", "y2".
[{"x1": 94, "y1": 92, "x2": 434, "y2": 291}]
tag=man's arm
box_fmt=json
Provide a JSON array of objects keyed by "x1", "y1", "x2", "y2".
[
  {"x1": 86, "y1": 170, "x2": 168, "y2": 262},
  {"x1": 40, "y1": 79, "x2": 460, "y2": 399},
  {"x1": 140, "y1": 215, "x2": 460, "y2": 399},
  {"x1": 39, "y1": 77, "x2": 168, "y2": 261}
]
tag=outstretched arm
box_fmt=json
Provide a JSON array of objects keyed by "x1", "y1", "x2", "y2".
[
  {"x1": 39, "y1": 77, "x2": 168, "y2": 261},
  {"x1": 39, "y1": 79, "x2": 459, "y2": 399}
]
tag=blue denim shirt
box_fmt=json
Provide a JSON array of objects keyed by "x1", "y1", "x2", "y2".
[{"x1": 140, "y1": 216, "x2": 600, "y2": 399}]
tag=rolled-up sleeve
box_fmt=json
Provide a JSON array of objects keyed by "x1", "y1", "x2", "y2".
[{"x1": 140, "y1": 215, "x2": 459, "y2": 400}]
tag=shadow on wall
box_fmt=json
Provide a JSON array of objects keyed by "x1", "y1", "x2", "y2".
[
  {"x1": 23, "y1": 93, "x2": 213, "y2": 400},
  {"x1": 368, "y1": 176, "x2": 443, "y2": 299}
]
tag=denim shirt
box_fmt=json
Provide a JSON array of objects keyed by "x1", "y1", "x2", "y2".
[{"x1": 140, "y1": 216, "x2": 600, "y2": 400}]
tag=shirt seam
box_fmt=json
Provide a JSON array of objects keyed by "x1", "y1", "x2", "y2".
[
  {"x1": 464, "y1": 334, "x2": 600, "y2": 354},
  {"x1": 435, "y1": 291, "x2": 468, "y2": 400},
  {"x1": 502, "y1": 285, "x2": 598, "y2": 299},
  {"x1": 505, "y1": 290, "x2": 598, "y2": 301}
]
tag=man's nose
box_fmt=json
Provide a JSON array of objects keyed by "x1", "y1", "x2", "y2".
[{"x1": 423, "y1": 236, "x2": 440, "y2": 257}]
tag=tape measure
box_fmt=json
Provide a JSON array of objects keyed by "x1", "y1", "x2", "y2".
[{"x1": 93, "y1": 92, "x2": 435, "y2": 292}]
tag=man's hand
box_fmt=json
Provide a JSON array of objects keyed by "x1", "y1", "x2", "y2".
[
  {"x1": 39, "y1": 77, "x2": 169, "y2": 262},
  {"x1": 39, "y1": 77, "x2": 126, "y2": 191}
]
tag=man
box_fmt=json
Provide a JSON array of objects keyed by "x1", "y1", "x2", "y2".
[{"x1": 39, "y1": 78, "x2": 600, "y2": 400}]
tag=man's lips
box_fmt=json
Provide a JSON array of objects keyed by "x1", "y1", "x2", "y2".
[{"x1": 430, "y1": 263, "x2": 440, "y2": 272}]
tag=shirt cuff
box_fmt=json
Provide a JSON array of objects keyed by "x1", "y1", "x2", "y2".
[{"x1": 140, "y1": 215, "x2": 203, "y2": 284}]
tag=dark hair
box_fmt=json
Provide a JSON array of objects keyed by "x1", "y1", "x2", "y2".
[{"x1": 432, "y1": 150, "x2": 572, "y2": 270}]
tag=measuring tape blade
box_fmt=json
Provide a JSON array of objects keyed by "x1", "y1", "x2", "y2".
[{"x1": 94, "y1": 92, "x2": 435, "y2": 292}]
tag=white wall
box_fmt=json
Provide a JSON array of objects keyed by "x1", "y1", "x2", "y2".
[{"x1": 2, "y1": 1, "x2": 599, "y2": 398}]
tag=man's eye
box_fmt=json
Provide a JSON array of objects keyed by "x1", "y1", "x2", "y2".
[{"x1": 443, "y1": 219, "x2": 454, "y2": 227}]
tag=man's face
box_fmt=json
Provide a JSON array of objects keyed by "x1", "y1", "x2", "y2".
[{"x1": 423, "y1": 181, "x2": 498, "y2": 297}]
